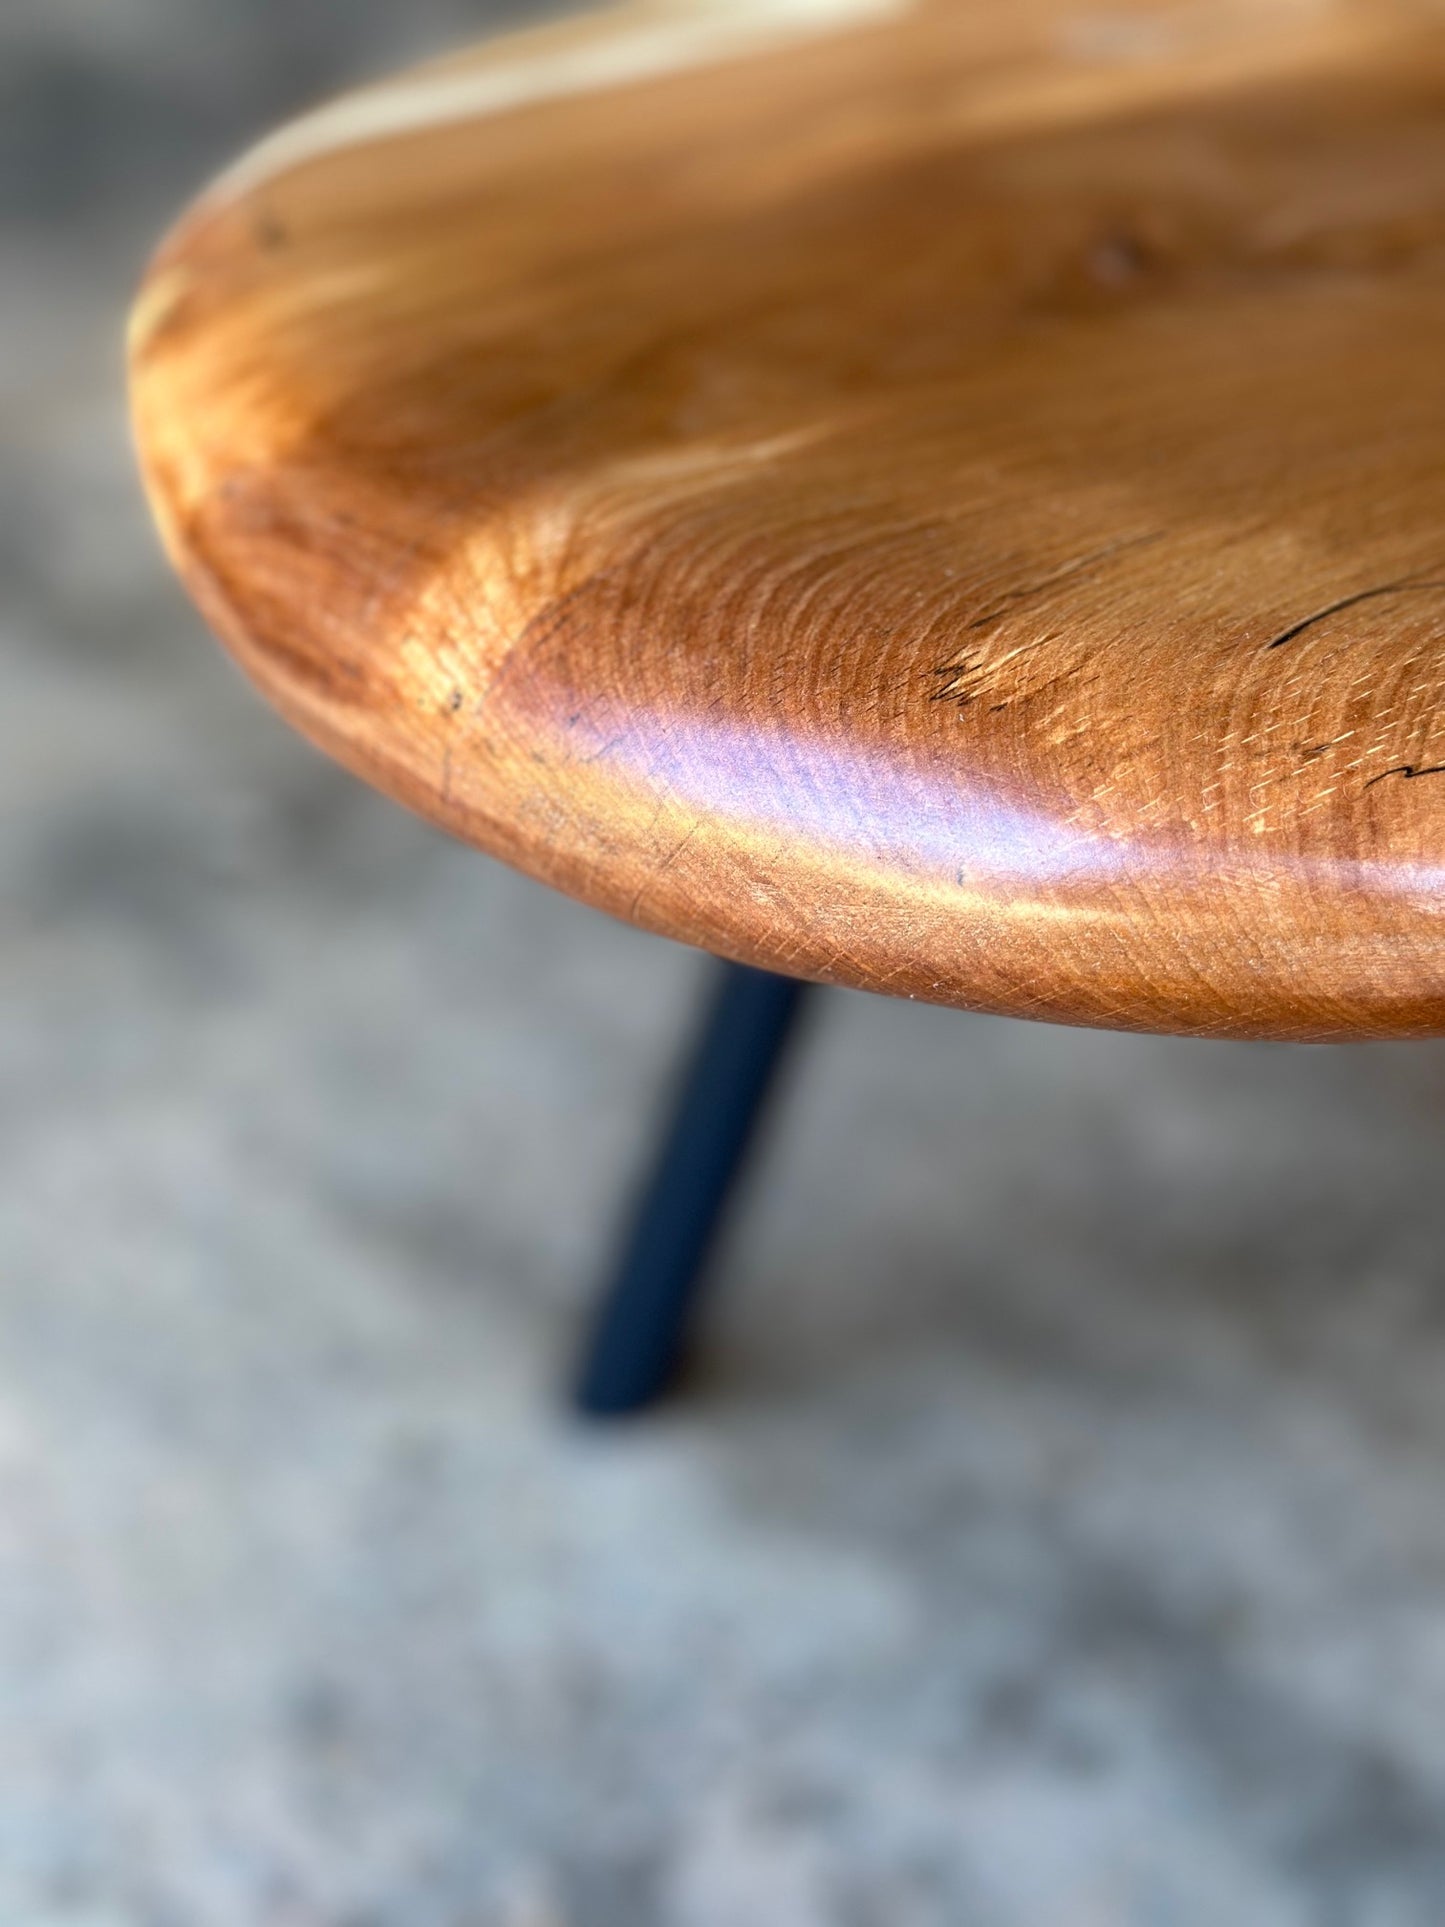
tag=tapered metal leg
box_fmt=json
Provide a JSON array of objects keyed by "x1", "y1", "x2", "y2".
[{"x1": 573, "y1": 960, "x2": 812, "y2": 1418}]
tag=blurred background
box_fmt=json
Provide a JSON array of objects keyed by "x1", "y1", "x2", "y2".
[{"x1": 9, "y1": 2, "x2": 1445, "y2": 1922}]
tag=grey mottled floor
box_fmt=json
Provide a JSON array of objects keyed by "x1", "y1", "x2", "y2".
[{"x1": 8, "y1": 5, "x2": 1445, "y2": 1922}]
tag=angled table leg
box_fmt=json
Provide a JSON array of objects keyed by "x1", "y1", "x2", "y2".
[{"x1": 573, "y1": 961, "x2": 813, "y2": 1418}]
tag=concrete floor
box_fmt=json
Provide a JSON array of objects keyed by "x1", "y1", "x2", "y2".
[{"x1": 9, "y1": 3, "x2": 1445, "y2": 1921}]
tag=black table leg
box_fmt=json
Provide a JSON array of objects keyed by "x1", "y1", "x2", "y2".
[{"x1": 573, "y1": 960, "x2": 812, "y2": 1418}]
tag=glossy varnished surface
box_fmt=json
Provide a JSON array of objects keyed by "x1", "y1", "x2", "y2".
[{"x1": 131, "y1": 0, "x2": 1445, "y2": 1037}]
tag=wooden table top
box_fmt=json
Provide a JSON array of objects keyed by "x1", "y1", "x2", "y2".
[{"x1": 130, "y1": 0, "x2": 1445, "y2": 1039}]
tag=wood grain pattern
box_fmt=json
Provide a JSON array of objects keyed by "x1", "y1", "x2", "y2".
[{"x1": 130, "y1": 0, "x2": 1445, "y2": 1038}]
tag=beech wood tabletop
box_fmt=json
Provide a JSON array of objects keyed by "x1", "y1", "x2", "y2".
[{"x1": 131, "y1": 0, "x2": 1445, "y2": 1039}]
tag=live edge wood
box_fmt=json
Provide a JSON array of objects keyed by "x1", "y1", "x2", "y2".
[{"x1": 131, "y1": 0, "x2": 1445, "y2": 1039}]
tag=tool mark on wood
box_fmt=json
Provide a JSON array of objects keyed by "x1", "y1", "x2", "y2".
[
  {"x1": 929, "y1": 534, "x2": 1157, "y2": 706},
  {"x1": 963, "y1": 532, "x2": 1161, "y2": 635},
  {"x1": 1266, "y1": 577, "x2": 1445, "y2": 650}
]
